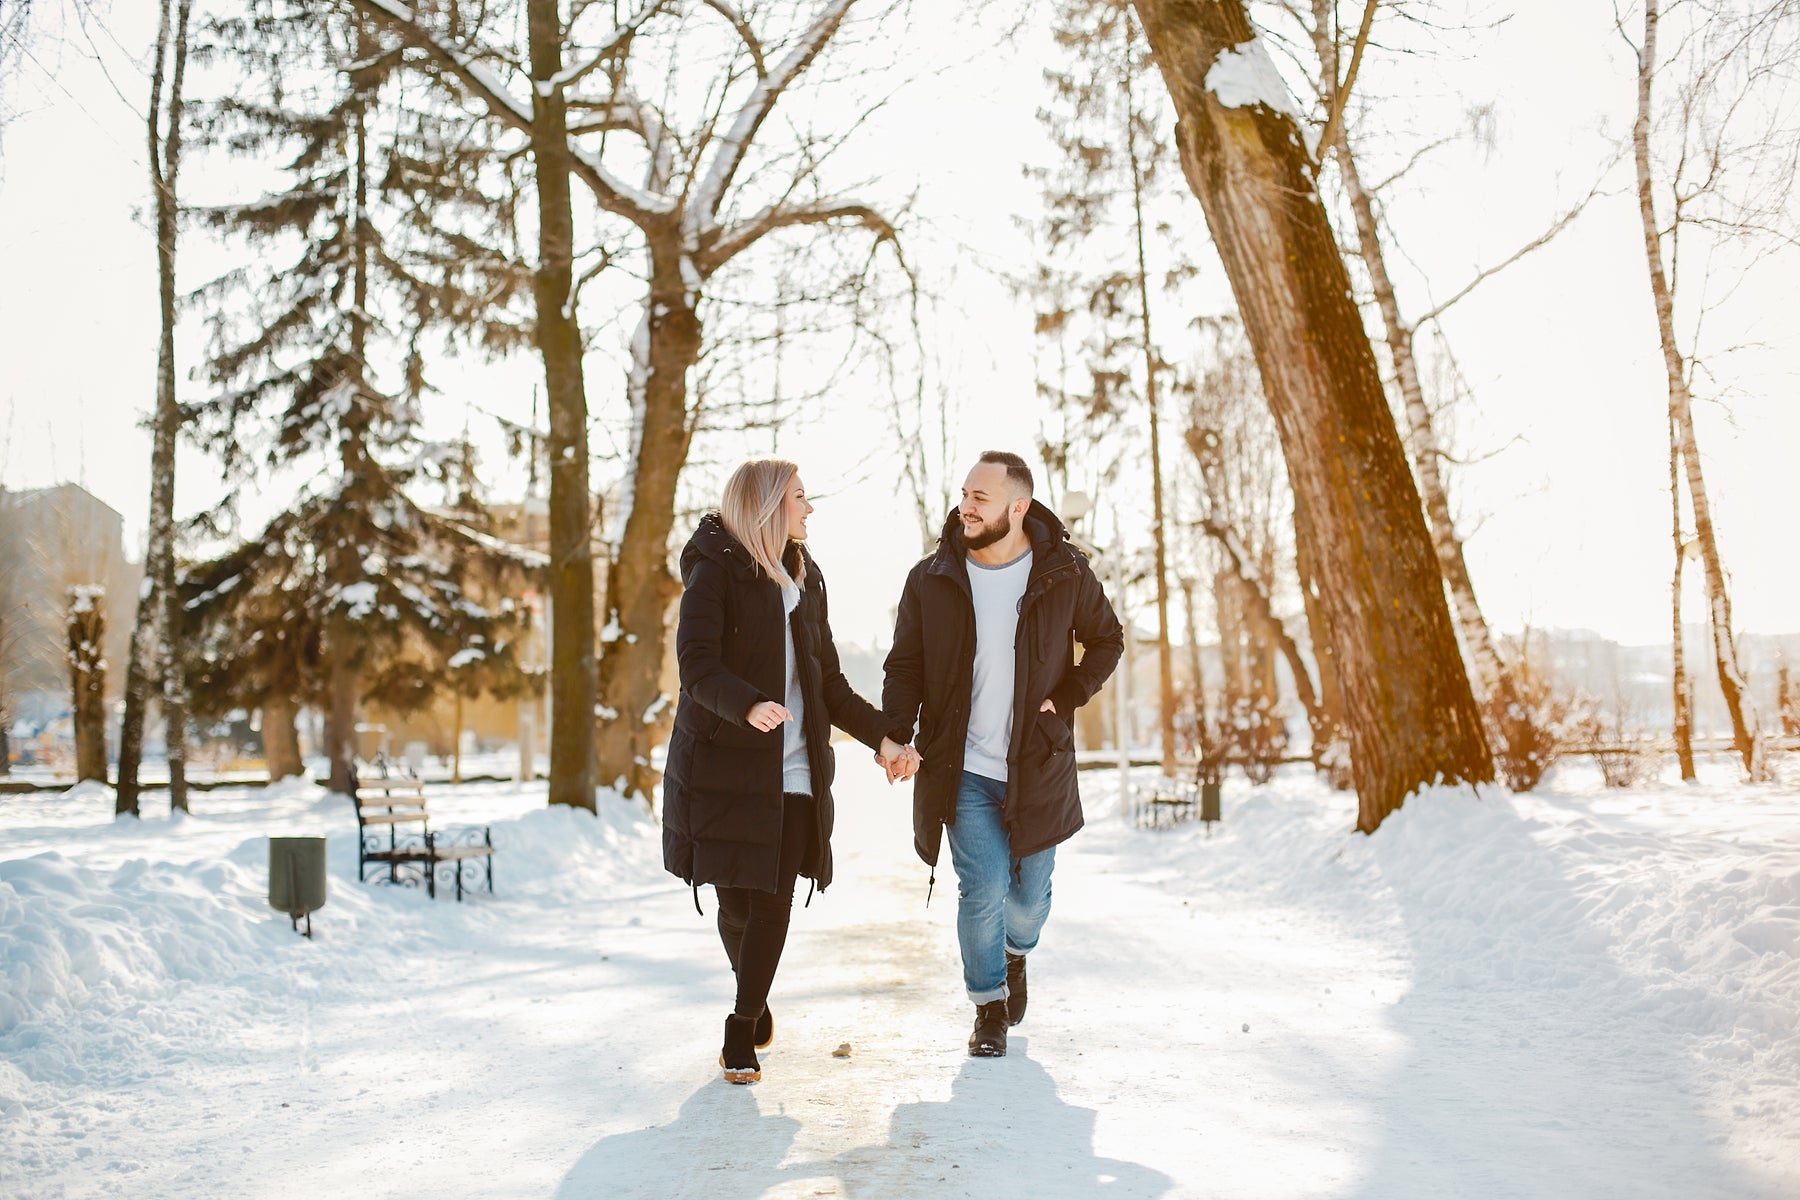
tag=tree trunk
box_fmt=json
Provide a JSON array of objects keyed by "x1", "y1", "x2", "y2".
[
  {"x1": 594, "y1": 236, "x2": 698, "y2": 804},
  {"x1": 1180, "y1": 575, "x2": 1206, "y2": 736},
  {"x1": 1634, "y1": 0, "x2": 1762, "y2": 779},
  {"x1": 452, "y1": 690, "x2": 464, "y2": 784},
  {"x1": 1307, "y1": 4, "x2": 1509, "y2": 710},
  {"x1": 1122, "y1": 14, "x2": 1179, "y2": 778},
  {"x1": 1293, "y1": 493, "x2": 1351, "y2": 786},
  {"x1": 262, "y1": 693, "x2": 304, "y2": 781},
  {"x1": 1132, "y1": 0, "x2": 1490, "y2": 830},
  {"x1": 68, "y1": 589, "x2": 108, "y2": 783},
  {"x1": 527, "y1": 0, "x2": 599, "y2": 811},
  {"x1": 1668, "y1": 419, "x2": 1696, "y2": 781},
  {"x1": 325, "y1": 633, "x2": 359, "y2": 793},
  {"x1": 119, "y1": 0, "x2": 194, "y2": 816}
]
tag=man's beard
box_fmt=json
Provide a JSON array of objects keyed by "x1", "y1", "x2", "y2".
[{"x1": 962, "y1": 509, "x2": 1011, "y2": 551}]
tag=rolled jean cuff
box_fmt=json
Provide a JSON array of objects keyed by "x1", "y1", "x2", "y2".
[{"x1": 967, "y1": 983, "x2": 1008, "y2": 1005}]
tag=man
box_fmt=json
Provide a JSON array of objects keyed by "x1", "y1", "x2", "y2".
[{"x1": 882, "y1": 451, "x2": 1123, "y2": 1057}]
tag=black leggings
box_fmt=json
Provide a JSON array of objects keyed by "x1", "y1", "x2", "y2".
[{"x1": 715, "y1": 792, "x2": 816, "y2": 1020}]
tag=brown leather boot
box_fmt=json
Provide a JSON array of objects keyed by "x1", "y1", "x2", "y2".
[
  {"x1": 1005, "y1": 952, "x2": 1028, "y2": 1026},
  {"x1": 969, "y1": 1000, "x2": 1009, "y2": 1057}
]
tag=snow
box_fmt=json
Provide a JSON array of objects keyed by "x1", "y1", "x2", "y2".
[
  {"x1": 2, "y1": 759, "x2": 1797, "y2": 1197},
  {"x1": 332, "y1": 581, "x2": 380, "y2": 619},
  {"x1": 66, "y1": 585, "x2": 105, "y2": 614},
  {"x1": 1206, "y1": 38, "x2": 1302, "y2": 121}
]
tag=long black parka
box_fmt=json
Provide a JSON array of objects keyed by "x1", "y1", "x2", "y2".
[
  {"x1": 662, "y1": 514, "x2": 902, "y2": 895},
  {"x1": 882, "y1": 501, "x2": 1124, "y2": 868}
]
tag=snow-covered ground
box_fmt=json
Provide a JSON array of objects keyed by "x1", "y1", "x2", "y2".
[{"x1": 2, "y1": 756, "x2": 1796, "y2": 1199}]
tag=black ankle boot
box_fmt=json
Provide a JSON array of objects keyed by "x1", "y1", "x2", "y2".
[
  {"x1": 969, "y1": 1000, "x2": 1009, "y2": 1057},
  {"x1": 720, "y1": 1014, "x2": 761, "y2": 1083},
  {"x1": 1005, "y1": 952, "x2": 1028, "y2": 1027},
  {"x1": 754, "y1": 1005, "x2": 774, "y2": 1050}
]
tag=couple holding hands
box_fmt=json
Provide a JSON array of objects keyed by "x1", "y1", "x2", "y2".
[{"x1": 661, "y1": 451, "x2": 1123, "y2": 1084}]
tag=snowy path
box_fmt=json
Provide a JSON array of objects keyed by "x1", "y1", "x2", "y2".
[{"x1": 3, "y1": 763, "x2": 1797, "y2": 1198}]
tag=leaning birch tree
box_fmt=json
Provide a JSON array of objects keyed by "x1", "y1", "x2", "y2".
[{"x1": 1129, "y1": 0, "x2": 1491, "y2": 831}]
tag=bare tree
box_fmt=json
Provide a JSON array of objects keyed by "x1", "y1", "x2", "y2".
[
  {"x1": 1033, "y1": 0, "x2": 1187, "y2": 773},
  {"x1": 1130, "y1": 0, "x2": 1491, "y2": 830},
  {"x1": 117, "y1": 0, "x2": 194, "y2": 816},
  {"x1": 351, "y1": 0, "x2": 907, "y2": 804},
  {"x1": 1627, "y1": 0, "x2": 1800, "y2": 780}
]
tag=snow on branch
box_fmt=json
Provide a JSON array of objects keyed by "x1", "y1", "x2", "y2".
[
  {"x1": 545, "y1": 0, "x2": 669, "y2": 96},
  {"x1": 349, "y1": 0, "x2": 534, "y2": 129},
  {"x1": 686, "y1": 0, "x2": 858, "y2": 240},
  {"x1": 347, "y1": 0, "x2": 667, "y2": 224},
  {"x1": 566, "y1": 88, "x2": 674, "y2": 192}
]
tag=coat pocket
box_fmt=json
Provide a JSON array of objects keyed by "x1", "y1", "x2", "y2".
[{"x1": 1032, "y1": 707, "x2": 1073, "y2": 764}]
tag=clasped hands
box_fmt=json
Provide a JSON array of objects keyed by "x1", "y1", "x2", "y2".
[
  {"x1": 874, "y1": 738, "x2": 920, "y2": 785},
  {"x1": 744, "y1": 700, "x2": 921, "y2": 785}
]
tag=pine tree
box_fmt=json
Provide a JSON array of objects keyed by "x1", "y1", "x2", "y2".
[{"x1": 189, "y1": 1, "x2": 533, "y2": 793}]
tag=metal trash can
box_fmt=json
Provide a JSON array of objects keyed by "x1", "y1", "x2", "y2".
[
  {"x1": 269, "y1": 836, "x2": 328, "y2": 938},
  {"x1": 1200, "y1": 782, "x2": 1222, "y2": 825}
]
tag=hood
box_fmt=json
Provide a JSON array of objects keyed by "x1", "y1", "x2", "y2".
[
  {"x1": 681, "y1": 511, "x2": 815, "y2": 584},
  {"x1": 682, "y1": 512, "x2": 759, "y2": 580}
]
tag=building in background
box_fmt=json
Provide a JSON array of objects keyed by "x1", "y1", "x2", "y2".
[{"x1": 0, "y1": 483, "x2": 141, "y2": 771}]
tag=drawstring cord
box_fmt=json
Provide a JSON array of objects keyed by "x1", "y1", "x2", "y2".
[
  {"x1": 926, "y1": 870, "x2": 935, "y2": 907},
  {"x1": 692, "y1": 882, "x2": 704, "y2": 915}
]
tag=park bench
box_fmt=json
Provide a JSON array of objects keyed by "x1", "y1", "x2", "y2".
[
  {"x1": 1136, "y1": 760, "x2": 1222, "y2": 831},
  {"x1": 351, "y1": 763, "x2": 494, "y2": 901}
]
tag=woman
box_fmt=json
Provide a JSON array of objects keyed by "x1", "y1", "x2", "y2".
[{"x1": 662, "y1": 458, "x2": 913, "y2": 1084}]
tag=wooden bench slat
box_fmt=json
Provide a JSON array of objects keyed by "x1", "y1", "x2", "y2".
[
  {"x1": 358, "y1": 811, "x2": 428, "y2": 826},
  {"x1": 427, "y1": 845, "x2": 494, "y2": 860}
]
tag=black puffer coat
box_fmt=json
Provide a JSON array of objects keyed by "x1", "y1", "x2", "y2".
[
  {"x1": 662, "y1": 514, "x2": 901, "y2": 895},
  {"x1": 883, "y1": 502, "x2": 1123, "y2": 867}
]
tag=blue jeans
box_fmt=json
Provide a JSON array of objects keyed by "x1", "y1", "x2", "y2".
[{"x1": 946, "y1": 771, "x2": 1056, "y2": 1004}]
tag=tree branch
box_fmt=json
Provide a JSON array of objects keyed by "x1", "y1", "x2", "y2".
[
  {"x1": 344, "y1": 0, "x2": 668, "y2": 224},
  {"x1": 702, "y1": 199, "x2": 900, "y2": 274},
  {"x1": 1416, "y1": 167, "x2": 1614, "y2": 326},
  {"x1": 700, "y1": 0, "x2": 768, "y2": 78},
  {"x1": 1316, "y1": 0, "x2": 1376, "y2": 164},
  {"x1": 686, "y1": 0, "x2": 858, "y2": 239},
  {"x1": 550, "y1": 0, "x2": 667, "y2": 94}
]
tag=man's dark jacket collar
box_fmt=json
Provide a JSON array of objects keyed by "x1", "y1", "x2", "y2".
[{"x1": 928, "y1": 499, "x2": 1074, "y2": 581}]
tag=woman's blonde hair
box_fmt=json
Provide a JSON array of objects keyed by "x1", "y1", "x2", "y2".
[{"x1": 720, "y1": 458, "x2": 805, "y2": 586}]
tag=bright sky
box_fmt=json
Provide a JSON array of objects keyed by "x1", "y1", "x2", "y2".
[{"x1": 2, "y1": 1, "x2": 1796, "y2": 651}]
